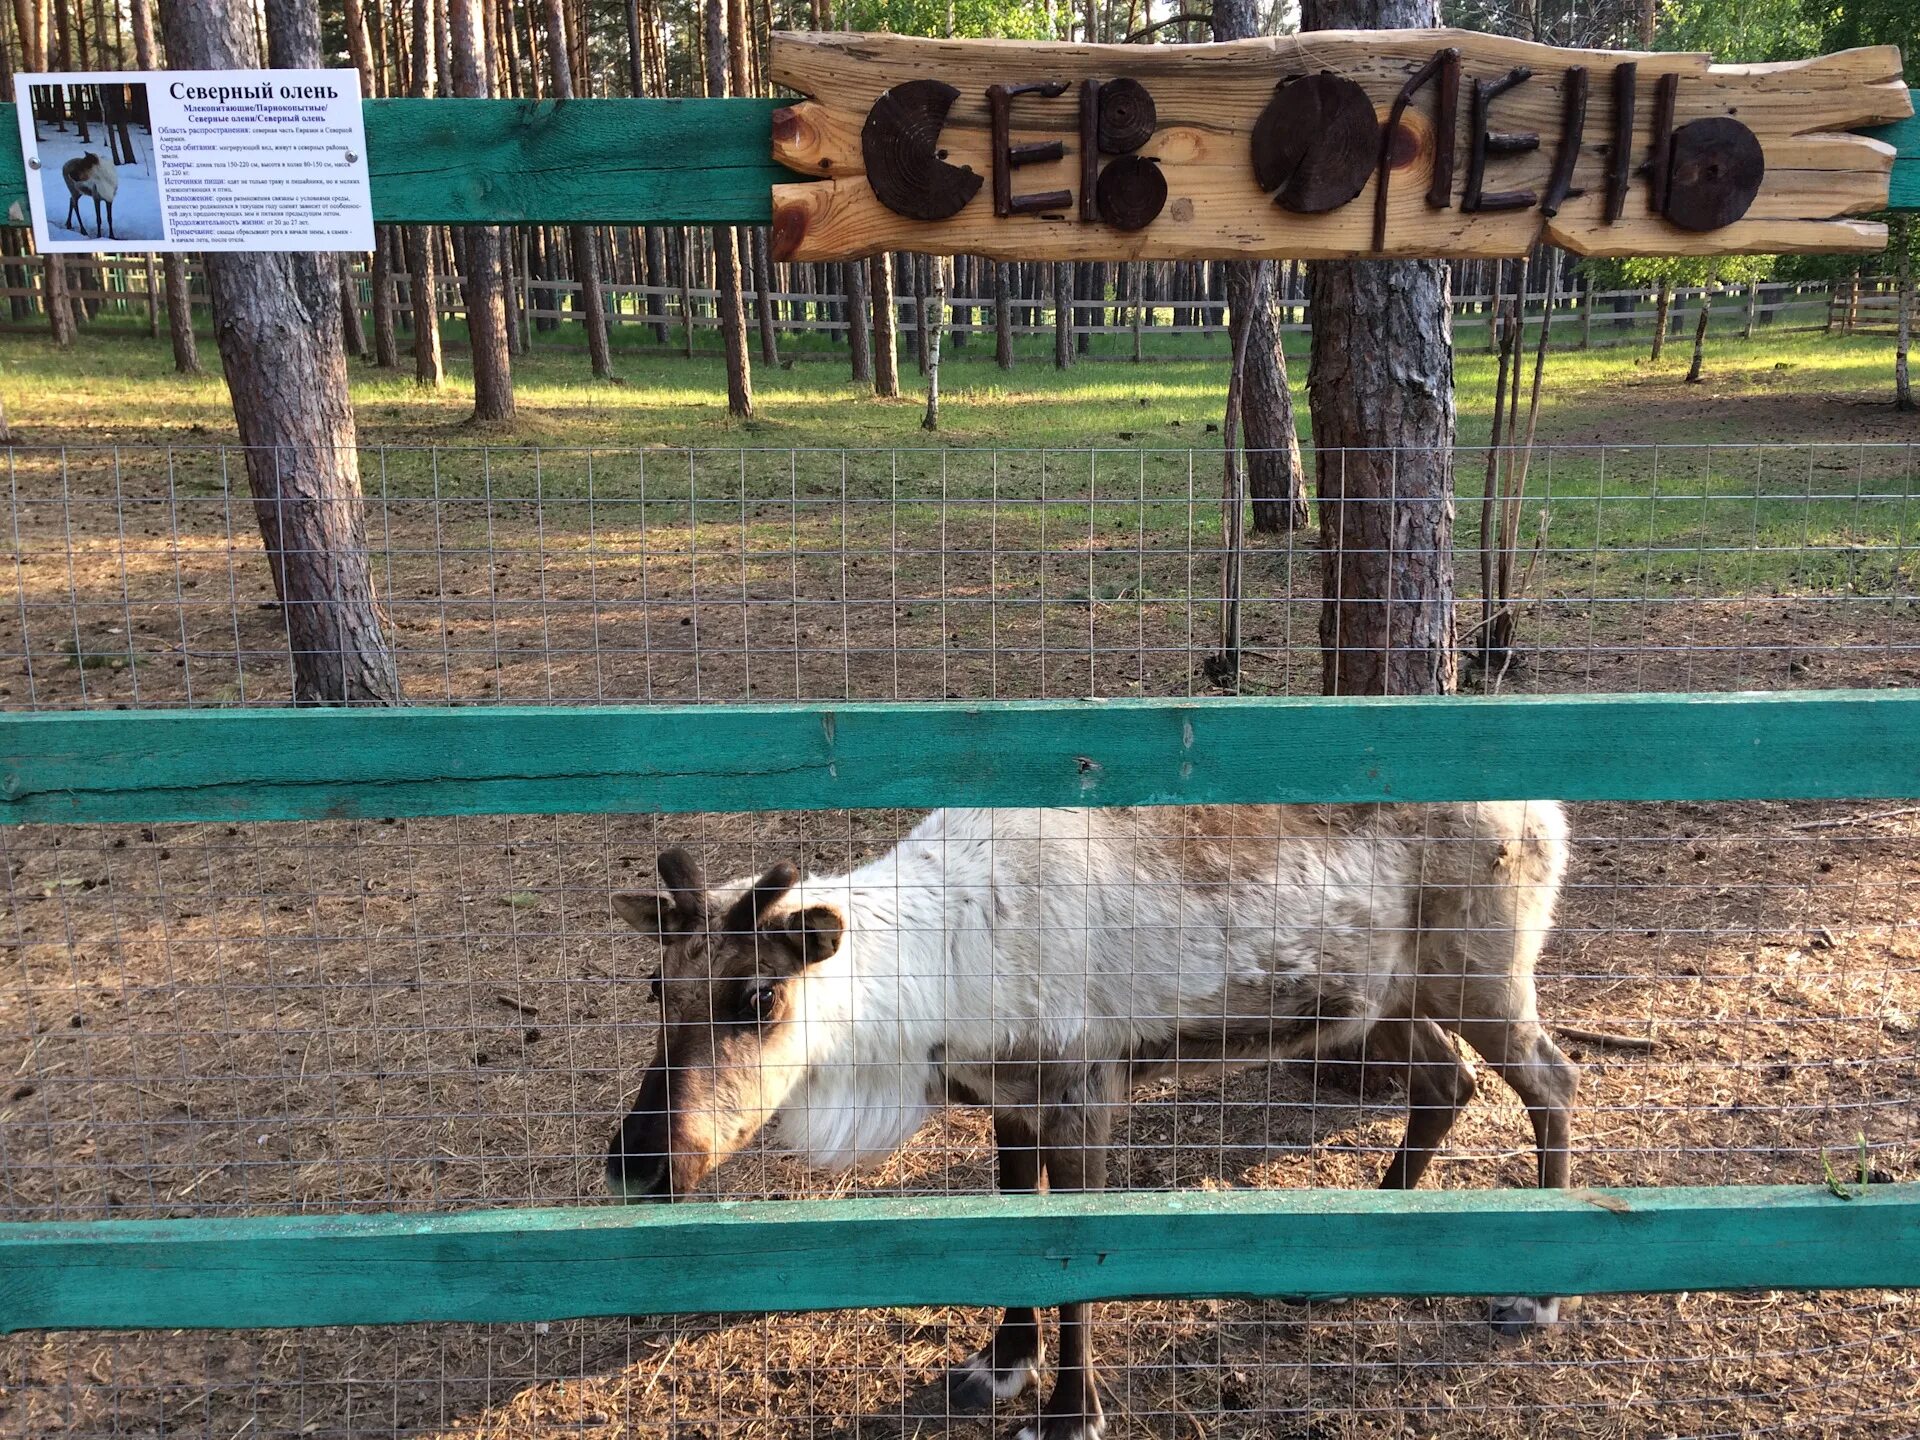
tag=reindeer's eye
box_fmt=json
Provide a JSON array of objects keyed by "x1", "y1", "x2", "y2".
[{"x1": 744, "y1": 981, "x2": 777, "y2": 1023}]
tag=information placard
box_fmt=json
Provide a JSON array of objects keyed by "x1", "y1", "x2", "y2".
[{"x1": 13, "y1": 69, "x2": 374, "y2": 254}]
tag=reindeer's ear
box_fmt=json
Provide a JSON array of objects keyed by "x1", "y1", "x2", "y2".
[
  {"x1": 612, "y1": 891, "x2": 687, "y2": 939},
  {"x1": 783, "y1": 905, "x2": 845, "y2": 965},
  {"x1": 723, "y1": 860, "x2": 801, "y2": 934}
]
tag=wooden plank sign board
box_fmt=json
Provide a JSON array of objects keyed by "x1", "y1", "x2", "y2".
[{"x1": 770, "y1": 31, "x2": 1912, "y2": 261}]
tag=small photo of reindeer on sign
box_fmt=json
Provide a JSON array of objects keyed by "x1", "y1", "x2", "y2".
[{"x1": 18, "y1": 79, "x2": 164, "y2": 248}]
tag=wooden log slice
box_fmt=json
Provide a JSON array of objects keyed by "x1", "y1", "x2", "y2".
[
  {"x1": 1095, "y1": 155, "x2": 1168, "y2": 230},
  {"x1": 1251, "y1": 71, "x2": 1380, "y2": 214},
  {"x1": 1664, "y1": 116, "x2": 1765, "y2": 231},
  {"x1": 1098, "y1": 78, "x2": 1158, "y2": 154},
  {"x1": 860, "y1": 79, "x2": 983, "y2": 222}
]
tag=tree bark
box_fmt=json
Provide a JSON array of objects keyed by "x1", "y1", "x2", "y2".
[
  {"x1": 845, "y1": 259, "x2": 873, "y2": 383},
  {"x1": 1650, "y1": 277, "x2": 1671, "y2": 361},
  {"x1": 1214, "y1": 0, "x2": 1306, "y2": 534},
  {"x1": 751, "y1": 226, "x2": 778, "y2": 366},
  {"x1": 371, "y1": 228, "x2": 400, "y2": 367},
  {"x1": 160, "y1": 0, "x2": 401, "y2": 705},
  {"x1": 994, "y1": 260, "x2": 1013, "y2": 369},
  {"x1": 1053, "y1": 260, "x2": 1072, "y2": 368},
  {"x1": 1893, "y1": 233, "x2": 1911, "y2": 412},
  {"x1": 1302, "y1": 0, "x2": 1456, "y2": 698},
  {"x1": 704, "y1": 0, "x2": 752, "y2": 414},
  {"x1": 405, "y1": 0, "x2": 443, "y2": 386},
  {"x1": 1685, "y1": 285, "x2": 1712, "y2": 383},
  {"x1": 678, "y1": 227, "x2": 696, "y2": 356},
  {"x1": 450, "y1": 0, "x2": 514, "y2": 421},
  {"x1": 913, "y1": 253, "x2": 932, "y2": 373},
  {"x1": 922, "y1": 254, "x2": 946, "y2": 430},
  {"x1": 337, "y1": 254, "x2": 368, "y2": 357},
  {"x1": 869, "y1": 253, "x2": 899, "y2": 397},
  {"x1": 544, "y1": 0, "x2": 613, "y2": 379},
  {"x1": 131, "y1": 0, "x2": 200, "y2": 371}
]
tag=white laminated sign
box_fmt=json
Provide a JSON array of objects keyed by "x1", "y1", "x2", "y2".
[{"x1": 13, "y1": 69, "x2": 375, "y2": 254}]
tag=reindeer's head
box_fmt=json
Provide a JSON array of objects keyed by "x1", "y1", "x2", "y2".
[{"x1": 604, "y1": 849, "x2": 844, "y2": 1201}]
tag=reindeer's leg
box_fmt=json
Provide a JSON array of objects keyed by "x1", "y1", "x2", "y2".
[
  {"x1": 1377, "y1": 1017, "x2": 1477, "y2": 1192},
  {"x1": 65, "y1": 194, "x2": 83, "y2": 236},
  {"x1": 948, "y1": 1111, "x2": 1044, "y2": 1411},
  {"x1": 1020, "y1": 1071, "x2": 1114, "y2": 1440},
  {"x1": 101, "y1": 197, "x2": 113, "y2": 241},
  {"x1": 1454, "y1": 1018, "x2": 1579, "y2": 1334}
]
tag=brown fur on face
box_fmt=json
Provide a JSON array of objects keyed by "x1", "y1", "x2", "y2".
[{"x1": 605, "y1": 850, "x2": 843, "y2": 1199}]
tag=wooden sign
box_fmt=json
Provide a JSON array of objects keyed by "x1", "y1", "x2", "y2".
[{"x1": 769, "y1": 31, "x2": 1912, "y2": 262}]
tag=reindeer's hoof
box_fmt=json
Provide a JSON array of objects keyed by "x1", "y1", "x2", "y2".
[
  {"x1": 1276, "y1": 1295, "x2": 1351, "y2": 1309},
  {"x1": 1489, "y1": 1294, "x2": 1562, "y2": 1335},
  {"x1": 948, "y1": 1349, "x2": 1041, "y2": 1412}
]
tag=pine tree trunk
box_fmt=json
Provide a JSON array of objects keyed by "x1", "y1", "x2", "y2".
[
  {"x1": 160, "y1": 0, "x2": 401, "y2": 705},
  {"x1": 1303, "y1": 0, "x2": 1456, "y2": 698},
  {"x1": 1053, "y1": 260, "x2": 1071, "y2": 368},
  {"x1": 1685, "y1": 287, "x2": 1712, "y2": 382},
  {"x1": 870, "y1": 253, "x2": 899, "y2": 397},
  {"x1": 405, "y1": 227, "x2": 444, "y2": 384},
  {"x1": 545, "y1": 0, "x2": 613, "y2": 379},
  {"x1": 450, "y1": 0, "x2": 513, "y2": 421},
  {"x1": 846, "y1": 258, "x2": 873, "y2": 383},
  {"x1": 645, "y1": 227, "x2": 668, "y2": 343},
  {"x1": 502, "y1": 227, "x2": 526, "y2": 356},
  {"x1": 370, "y1": 228, "x2": 399, "y2": 367},
  {"x1": 678, "y1": 227, "x2": 696, "y2": 356},
  {"x1": 337, "y1": 255, "x2": 368, "y2": 357},
  {"x1": 1894, "y1": 239, "x2": 1912, "y2": 413},
  {"x1": 130, "y1": 0, "x2": 200, "y2": 371},
  {"x1": 1214, "y1": 0, "x2": 1306, "y2": 533},
  {"x1": 751, "y1": 226, "x2": 778, "y2": 366},
  {"x1": 1225, "y1": 262, "x2": 1309, "y2": 532},
  {"x1": 913, "y1": 253, "x2": 932, "y2": 374},
  {"x1": 994, "y1": 260, "x2": 1013, "y2": 370},
  {"x1": 703, "y1": 0, "x2": 751, "y2": 413},
  {"x1": 950, "y1": 254, "x2": 969, "y2": 347},
  {"x1": 44, "y1": 253, "x2": 76, "y2": 346},
  {"x1": 922, "y1": 254, "x2": 945, "y2": 430},
  {"x1": 406, "y1": 0, "x2": 444, "y2": 386}
]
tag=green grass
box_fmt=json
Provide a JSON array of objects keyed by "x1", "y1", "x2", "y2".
[
  {"x1": 0, "y1": 311, "x2": 1901, "y2": 453},
  {"x1": 1, "y1": 318, "x2": 1911, "y2": 602}
]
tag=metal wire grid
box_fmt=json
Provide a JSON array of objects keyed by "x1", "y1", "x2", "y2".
[
  {"x1": 2, "y1": 441, "x2": 1916, "y2": 711},
  {"x1": 2, "y1": 441, "x2": 1918, "y2": 1438}
]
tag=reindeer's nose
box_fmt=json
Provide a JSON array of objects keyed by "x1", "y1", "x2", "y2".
[{"x1": 605, "y1": 1119, "x2": 673, "y2": 1201}]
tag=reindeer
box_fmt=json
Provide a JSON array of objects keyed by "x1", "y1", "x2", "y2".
[
  {"x1": 606, "y1": 802, "x2": 1577, "y2": 1440},
  {"x1": 61, "y1": 151, "x2": 118, "y2": 240}
]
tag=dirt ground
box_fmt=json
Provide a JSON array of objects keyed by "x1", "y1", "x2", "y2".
[{"x1": 2, "y1": 414, "x2": 1918, "y2": 1438}]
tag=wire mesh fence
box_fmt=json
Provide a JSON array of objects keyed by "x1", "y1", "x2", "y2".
[
  {"x1": 3, "y1": 440, "x2": 1919, "y2": 1439},
  {"x1": 4, "y1": 440, "x2": 1918, "y2": 709}
]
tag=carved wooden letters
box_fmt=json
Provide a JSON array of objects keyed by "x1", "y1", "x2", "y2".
[{"x1": 770, "y1": 31, "x2": 1911, "y2": 261}]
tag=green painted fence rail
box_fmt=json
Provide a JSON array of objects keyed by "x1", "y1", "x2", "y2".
[
  {"x1": 0, "y1": 90, "x2": 1915, "y2": 225},
  {"x1": 5, "y1": 689, "x2": 1920, "y2": 826},
  {"x1": 2, "y1": 1185, "x2": 1915, "y2": 1334}
]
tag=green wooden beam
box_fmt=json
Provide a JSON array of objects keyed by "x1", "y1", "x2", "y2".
[
  {"x1": 4, "y1": 689, "x2": 1920, "y2": 827},
  {"x1": 2, "y1": 1185, "x2": 1914, "y2": 1334},
  {"x1": 1, "y1": 90, "x2": 1915, "y2": 226},
  {"x1": 0, "y1": 98, "x2": 783, "y2": 227},
  {"x1": 1867, "y1": 93, "x2": 1920, "y2": 210}
]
